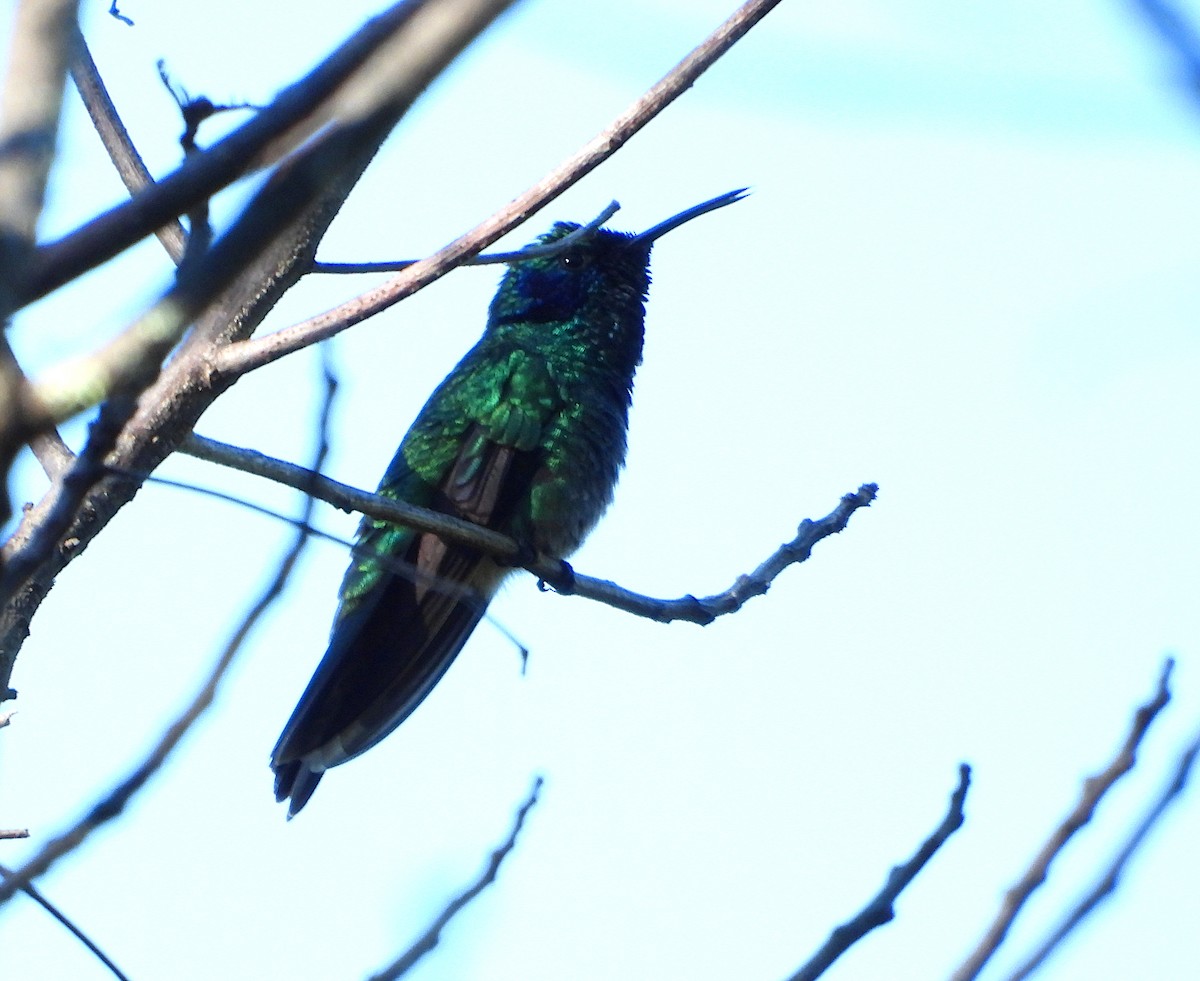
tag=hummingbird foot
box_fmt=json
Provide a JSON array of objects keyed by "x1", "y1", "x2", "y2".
[
  {"x1": 500, "y1": 539, "x2": 539, "y2": 568},
  {"x1": 537, "y1": 559, "x2": 576, "y2": 595}
]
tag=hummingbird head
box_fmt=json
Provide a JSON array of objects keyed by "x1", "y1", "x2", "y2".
[{"x1": 486, "y1": 188, "x2": 747, "y2": 333}]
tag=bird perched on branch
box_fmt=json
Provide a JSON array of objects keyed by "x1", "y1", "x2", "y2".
[{"x1": 271, "y1": 189, "x2": 746, "y2": 816}]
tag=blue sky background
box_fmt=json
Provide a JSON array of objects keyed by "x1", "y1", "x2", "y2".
[{"x1": 2, "y1": 1, "x2": 1200, "y2": 979}]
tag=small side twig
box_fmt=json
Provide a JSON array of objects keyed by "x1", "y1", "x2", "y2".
[
  {"x1": 156, "y1": 59, "x2": 245, "y2": 265},
  {"x1": 128, "y1": 469, "x2": 530, "y2": 668},
  {"x1": 310, "y1": 200, "x2": 622, "y2": 274},
  {"x1": 559, "y1": 483, "x2": 878, "y2": 624},
  {"x1": 28, "y1": 429, "x2": 74, "y2": 480},
  {"x1": 367, "y1": 775, "x2": 543, "y2": 981},
  {"x1": 949, "y1": 658, "x2": 1175, "y2": 981},
  {"x1": 0, "y1": 862, "x2": 131, "y2": 981},
  {"x1": 107, "y1": 2, "x2": 132, "y2": 26},
  {"x1": 0, "y1": 828, "x2": 29, "y2": 839},
  {"x1": 1004, "y1": 718, "x2": 1200, "y2": 981},
  {"x1": 179, "y1": 433, "x2": 877, "y2": 624},
  {"x1": 787, "y1": 764, "x2": 971, "y2": 981}
]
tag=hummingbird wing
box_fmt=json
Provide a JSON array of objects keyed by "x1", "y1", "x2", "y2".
[{"x1": 271, "y1": 346, "x2": 560, "y2": 815}]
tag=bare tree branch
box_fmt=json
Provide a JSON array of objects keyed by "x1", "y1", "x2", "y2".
[
  {"x1": 14, "y1": 33, "x2": 172, "y2": 492},
  {"x1": 0, "y1": 862, "x2": 131, "y2": 981},
  {"x1": 0, "y1": 395, "x2": 137, "y2": 599},
  {"x1": 180, "y1": 431, "x2": 524, "y2": 556},
  {"x1": 14, "y1": 0, "x2": 520, "y2": 310},
  {"x1": 0, "y1": 360, "x2": 335, "y2": 906},
  {"x1": 0, "y1": 828, "x2": 29, "y2": 839},
  {"x1": 311, "y1": 199, "x2": 624, "y2": 274},
  {"x1": 180, "y1": 432, "x2": 878, "y2": 623},
  {"x1": 949, "y1": 658, "x2": 1175, "y2": 981},
  {"x1": 0, "y1": 0, "x2": 521, "y2": 695},
  {"x1": 28, "y1": 429, "x2": 73, "y2": 479},
  {"x1": 214, "y1": 0, "x2": 786, "y2": 378},
  {"x1": 0, "y1": 38, "x2": 243, "y2": 593},
  {"x1": 367, "y1": 776, "x2": 543, "y2": 981},
  {"x1": 787, "y1": 764, "x2": 971, "y2": 981},
  {"x1": 1004, "y1": 717, "x2": 1200, "y2": 981},
  {"x1": 549, "y1": 483, "x2": 879, "y2": 623}
]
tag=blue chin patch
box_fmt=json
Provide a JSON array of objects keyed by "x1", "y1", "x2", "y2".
[{"x1": 495, "y1": 264, "x2": 585, "y2": 324}]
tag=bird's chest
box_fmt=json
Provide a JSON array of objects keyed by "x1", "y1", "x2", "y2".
[{"x1": 514, "y1": 373, "x2": 632, "y2": 558}]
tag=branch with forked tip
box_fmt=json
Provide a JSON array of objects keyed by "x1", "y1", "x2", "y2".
[{"x1": 179, "y1": 432, "x2": 877, "y2": 624}]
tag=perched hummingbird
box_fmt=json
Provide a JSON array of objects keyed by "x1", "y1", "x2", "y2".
[{"x1": 271, "y1": 189, "x2": 746, "y2": 816}]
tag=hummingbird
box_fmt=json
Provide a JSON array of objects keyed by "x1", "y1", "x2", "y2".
[{"x1": 270, "y1": 189, "x2": 746, "y2": 816}]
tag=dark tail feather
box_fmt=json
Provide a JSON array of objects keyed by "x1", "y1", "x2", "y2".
[
  {"x1": 270, "y1": 538, "x2": 503, "y2": 816},
  {"x1": 274, "y1": 761, "x2": 323, "y2": 819}
]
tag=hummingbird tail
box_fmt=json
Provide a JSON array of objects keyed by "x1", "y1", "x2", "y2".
[
  {"x1": 273, "y1": 760, "x2": 322, "y2": 819},
  {"x1": 270, "y1": 535, "x2": 506, "y2": 817}
]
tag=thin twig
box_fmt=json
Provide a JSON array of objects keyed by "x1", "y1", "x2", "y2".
[
  {"x1": 180, "y1": 432, "x2": 877, "y2": 624},
  {"x1": 788, "y1": 764, "x2": 972, "y2": 981},
  {"x1": 0, "y1": 828, "x2": 29, "y2": 839},
  {"x1": 1004, "y1": 719, "x2": 1200, "y2": 981},
  {"x1": 127, "y1": 469, "x2": 530, "y2": 665},
  {"x1": 560, "y1": 483, "x2": 878, "y2": 623},
  {"x1": 0, "y1": 361, "x2": 336, "y2": 906},
  {"x1": 28, "y1": 429, "x2": 74, "y2": 480},
  {"x1": 0, "y1": 862, "x2": 131, "y2": 981},
  {"x1": 214, "y1": 0, "x2": 785, "y2": 378},
  {"x1": 181, "y1": 432, "x2": 523, "y2": 555},
  {"x1": 310, "y1": 200, "x2": 623, "y2": 273},
  {"x1": 160, "y1": 62, "x2": 221, "y2": 270},
  {"x1": 69, "y1": 31, "x2": 187, "y2": 262},
  {"x1": 949, "y1": 658, "x2": 1175, "y2": 981},
  {"x1": 367, "y1": 776, "x2": 544, "y2": 981}
]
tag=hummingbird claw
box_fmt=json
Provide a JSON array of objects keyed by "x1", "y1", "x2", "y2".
[{"x1": 537, "y1": 560, "x2": 576, "y2": 595}]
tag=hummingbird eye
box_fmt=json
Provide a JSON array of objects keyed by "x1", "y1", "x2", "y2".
[{"x1": 559, "y1": 249, "x2": 587, "y2": 270}]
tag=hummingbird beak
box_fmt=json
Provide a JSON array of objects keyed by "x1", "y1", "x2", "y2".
[{"x1": 631, "y1": 187, "x2": 749, "y2": 248}]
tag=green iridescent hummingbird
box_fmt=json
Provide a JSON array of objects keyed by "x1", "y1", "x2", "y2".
[{"x1": 271, "y1": 189, "x2": 746, "y2": 816}]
